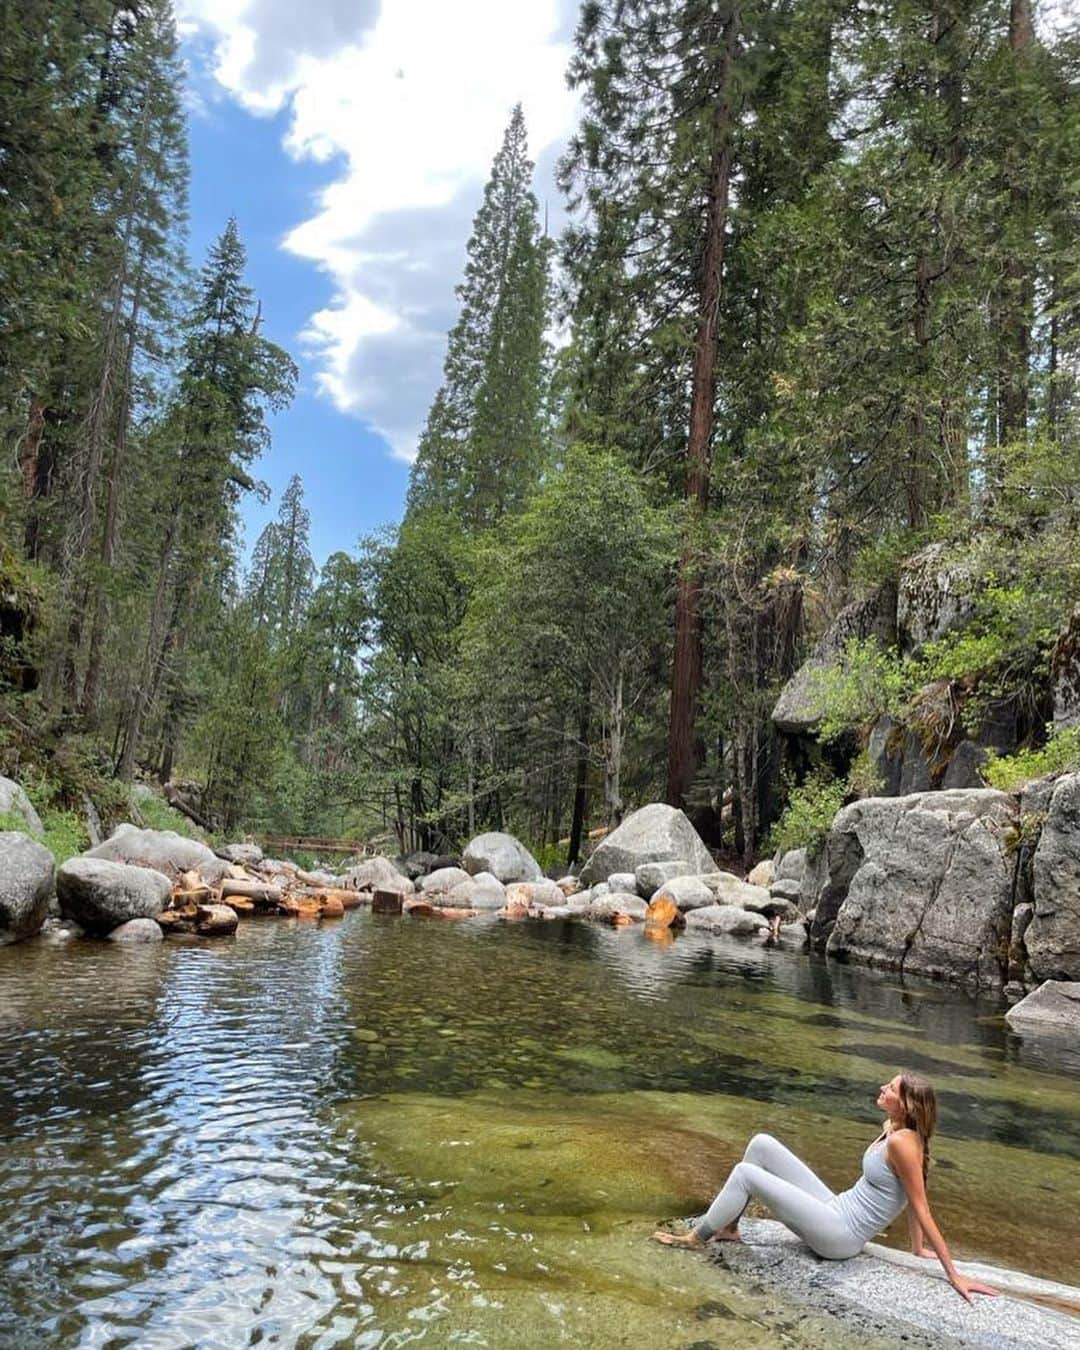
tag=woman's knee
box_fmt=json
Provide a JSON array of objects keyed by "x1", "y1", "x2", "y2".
[{"x1": 744, "y1": 1132, "x2": 779, "y2": 1162}]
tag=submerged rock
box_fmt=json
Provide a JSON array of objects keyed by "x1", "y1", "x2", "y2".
[
  {"x1": 57, "y1": 857, "x2": 171, "y2": 934},
  {"x1": 108, "y1": 917, "x2": 164, "y2": 943},
  {"x1": 86, "y1": 825, "x2": 227, "y2": 884},
  {"x1": 684, "y1": 904, "x2": 769, "y2": 937},
  {"x1": 0, "y1": 832, "x2": 55, "y2": 943},
  {"x1": 580, "y1": 804, "x2": 714, "y2": 885},
  {"x1": 342, "y1": 855, "x2": 413, "y2": 894},
  {"x1": 462, "y1": 831, "x2": 542, "y2": 883},
  {"x1": 584, "y1": 893, "x2": 647, "y2": 923}
]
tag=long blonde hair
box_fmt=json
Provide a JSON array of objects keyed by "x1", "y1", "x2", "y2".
[{"x1": 896, "y1": 1071, "x2": 937, "y2": 1184}]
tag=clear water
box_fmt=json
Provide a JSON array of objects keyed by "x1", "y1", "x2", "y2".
[{"x1": 1, "y1": 914, "x2": 1078, "y2": 1348}]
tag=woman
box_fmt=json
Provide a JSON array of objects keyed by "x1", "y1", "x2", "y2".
[{"x1": 654, "y1": 1072, "x2": 999, "y2": 1304}]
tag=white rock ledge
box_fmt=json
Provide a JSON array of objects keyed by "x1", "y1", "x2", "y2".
[{"x1": 711, "y1": 1218, "x2": 1080, "y2": 1349}]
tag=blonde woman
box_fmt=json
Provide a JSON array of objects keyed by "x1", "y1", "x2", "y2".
[{"x1": 654, "y1": 1072, "x2": 999, "y2": 1304}]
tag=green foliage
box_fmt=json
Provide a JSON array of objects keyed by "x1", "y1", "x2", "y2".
[
  {"x1": 132, "y1": 790, "x2": 208, "y2": 842},
  {"x1": 806, "y1": 639, "x2": 912, "y2": 744},
  {"x1": 983, "y1": 727, "x2": 1080, "y2": 793},
  {"x1": 39, "y1": 809, "x2": 88, "y2": 864},
  {"x1": 768, "y1": 772, "x2": 847, "y2": 860}
]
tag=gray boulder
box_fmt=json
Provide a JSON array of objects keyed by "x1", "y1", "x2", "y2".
[
  {"x1": 216, "y1": 842, "x2": 264, "y2": 866},
  {"x1": 505, "y1": 880, "x2": 566, "y2": 909},
  {"x1": 1005, "y1": 980, "x2": 1080, "y2": 1035},
  {"x1": 87, "y1": 824, "x2": 227, "y2": 884},
  {"x1": 769, "y1": 878, "x2": 803, "y2": 905},
  {"x1": 1051, "y1": 604, "x2": 1080, "y2": 729},
  {"x1": 896, "y1": 541, "x2": 977, "y2": 653},
  {"x1": 445, "y1": 871, "x2": 507, "y2": 910},
  {"x1": 1028, "y1": 773, "x2": 1080, "y2": 980},
  {"x1": 635, "y1": 860, "x2": 692, "y2": 894},
  {"x1": 649, "y1": 876, "x2": 714, "y2": 912},
  {"x1": 400, "y1": 850, "x2": 440, "y2": 879},
  {"x1": 747, "y1": 859, "x2": 775, "y2": 887},
  {"x1": 58, "y1": 857, "x2": 172, "y2": 935},
  {"x1": 584, "y1": 892, "x2": 648, "y2": 922},
  {"x1": 811, "y1": 789, "x2": 1016, "y2": 987},
  {"x1": 0, "y1": 777, "x2": 44, "y2": 836},
  {"x1": 772, "y1": 587, "x2": 896, "y2": 734},
  {"x1": 775, "y1": 849, "x2": 806, "y2": 884},
  {"x1": 343, "y1": 855, "x2": 414, "y2": 894},
  {"x1": 580, "y1": 804, "x2": 713, "y2": 885},
  {"x1": 0, "y1": 832, "x2": 55, "y2": 943},
  {"x1": 108, "y1": 917, "x2": 164, "y2": 943},
  {"x1": 684, "y1": 904, "x2": 769, "y2": 937},
  {"x1": 606, "y1": 871, "x2": 639, "y2": 895},
  {"x1": 941, "y1": 740, "x2": 987, "y2": 790},
  {"x1": 867, "y1": 715, "x2": 904, "y2": 796},
  {"x1": 700, "y1": 871, "x2": 773, "y2": 911},
  {"x1": 419, "y1": 866, "x2": 472, "y2": 895},
  {"x1": 462, "y1": 831, "x2": 542, "y2": 883}
]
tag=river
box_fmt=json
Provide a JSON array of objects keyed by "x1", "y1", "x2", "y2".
[{"x1": 1, "y1": 914, "x2": 1078, "y2": 1347}]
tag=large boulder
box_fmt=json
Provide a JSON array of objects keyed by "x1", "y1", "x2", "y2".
[
  {"x1": 634, "y1": 860, "x2": 692, "y2": 895},
  {"x1": 462, "y1": 832, "x2": 542, "y2": 883},
  {"x1": 445, "y1": 872, "x2": 507, "y2": 911},
  {"x1": 747, "y1": 859, "x2": 775, "y2": 888},
  {"x1": 419, "y1": 866, "x2": 472, "y2": 895},
  {"x1": 1004, "y1": 980, "x2": 1080, "y2": 1036},
  {"x1": 0, "y1": 776, "x2": 44, "y2": 836},
  {"x1": 57, "y1": 857, "x2": 172, "y2": 935},
  {"x1": 775, "y1": 849, "x2": 806, "y2": 884},
  {"x1": 215, "y1": 842, "x2": 264, "y2": 867},
  {"x1": 342, "y1": 856, "x2": 414, "y2": 894},
  {"x1": 684, "y1": 904, "x2": 770, "y2": 937},
  {"x1": 1028, "y1": 773, "x2": 1080, "y2": 981},
  {"x1": 0, "y1": 832, "x2": 55, "y2": 943},
  {"x1": 87, "y1": 825, "x2": 227, "y2": 884},
  {"x1": 810, "y1": 789, "x2": 1016, "y2": 987},
  {"x1": 701, "y1": 872, "x2": 773, "y2": 910},
  {"x1": 896, "y1": 542, "x2": 978, "y2": 653},
  {"x1": 772, "y1": 586, "x2": 896, "y2": 735},
  {"x1": 580, "y1": 804, "x2": 713, "y2": 885}
]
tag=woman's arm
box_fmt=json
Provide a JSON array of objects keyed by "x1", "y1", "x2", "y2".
[
  {"x1": 906, "y1": 1207, "x2": 927, "y2": 1257},
  {"x1": 887, "y1": 1132, "x2": 998, "y2": 1303}
]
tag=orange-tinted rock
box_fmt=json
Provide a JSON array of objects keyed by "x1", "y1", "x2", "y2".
[
  {"x1": 500, "y1": 901, "x2": 530, "y2": 921},
  {"x1": 609, "y1": 911, "x2": 636, "y2": 927},
  {"x1": 643, "y1": 925, "x2": 675, "y2": 946},
  {"x1": 319, "y1": 896, "x2": 345, "y2": 918},
  {"x1": 279, "y1": 895, "x2": 322, "y2": 918},
  {"x1": 330, "y1": 889, "x2": 362, "y2": 910},
  {"x1": 434, "y1": 907, "x2": 479, "y2": 920},
  {"x1": 156, "y1": 909, "x2": 196, "y2": 934},
  {"x1": 645, "y1": 896, "x2": 683, "y2": 930},
  {"x1": 219, "y1": 894, "x2": 255, "y2": 913},
  {"x1": 405, "y1": 900, "x2": 435, "y2": 917}
]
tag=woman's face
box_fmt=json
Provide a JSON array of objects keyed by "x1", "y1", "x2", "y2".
[{"x1": 877, "y1": 1074, "x2": 903, "y2": 1114}]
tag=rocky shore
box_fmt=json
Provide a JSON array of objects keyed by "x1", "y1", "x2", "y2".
[{"x1": 2, "y1": 777, "x2": 1078, "y2": 1037}]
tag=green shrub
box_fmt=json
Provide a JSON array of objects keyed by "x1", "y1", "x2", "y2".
[
  {"x1": 982, "y1": 726, "x2": 1080, "y2": 792},
  {"x1": 768, "y1": 772, "x2": 848, "y2": 859},
  {"x1": 806, "y1": 638, "x2": 911, "y2": 744},
  {"x1": 132, "y1": 789, "x2": 211, "y2": 841},
  {"x1": 528, "y1": 840, "x2": 567, "y2": 875},
  {"x1": 0, "y1": 805, "x2": 87, "y2": 862}
]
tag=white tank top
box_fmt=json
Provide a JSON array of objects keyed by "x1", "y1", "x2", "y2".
[{"x1": 831, "y1": 1136, "x2": 909, "y2": 1243}]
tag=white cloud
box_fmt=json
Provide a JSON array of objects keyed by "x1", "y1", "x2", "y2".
[{"x1": 177, "y1": 0, "x2": 579, "y2": 462}]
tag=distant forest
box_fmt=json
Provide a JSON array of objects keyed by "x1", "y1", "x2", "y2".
[{"x1": 0, "y1": 0, "x2": 1077, "y2": 866}]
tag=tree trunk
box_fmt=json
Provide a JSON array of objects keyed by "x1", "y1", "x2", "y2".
[
  {"x1": 603, "y1": 665, "x2": 624, "y2": 828},
  {"x1": 666, "y1": 3, "x2": 740, "y2": 811},
  {"x1": 567, "y1": 700, "x2": 590, "y2": 868},
  {"x1": 997, "y1": 0, "x2": 1034, "y2": 446}
]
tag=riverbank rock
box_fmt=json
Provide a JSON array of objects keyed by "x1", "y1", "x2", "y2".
[
  {"x1": 634, "y1": 860, "x2": 689, "y2": 894},
  {"x1": 580, "y1": 804, "x2": 714, "y2": 885},
  {"x1": 0, "y1": 776, "x2": 44, "y2": 836},
  {"x1": 505, "y1": 880, "x2": 566, "y2": 909},
  {"x1": 747, "y1": 859, "x2": 775, "y2": 887},
  {"x1": 1051, "y1": 603, "x2": 1080, "y2": 728},
  {"x1": 446, "y1": 871, "x2": 507, "y2": 910},
  {"x1": 108, "y1": 917, "x2": 164, "y2": 943},
  {"x1": 584, "y1": 893, "x2": 647, "y2": 923},
  {"x1": 215, "y1": 842, "x2": 263, "y2": 866},
  {"x1": 1028, "y1": 773, "x2": 1080, "y2": 980},
  {"x1": 196, "y1": 903, "x2": 238, "y2": 936},
  {"x1": 684, "y1": 904, "x2": 769, "y2": 936},
  {"x1": 462, "y1": 831, "x2": 542, "y2": 883},
  {"x1": 717, "y1": 1217, "x2": 1080, "y2": 1350},
  {"x1": 648, "y1": 876, "x2": 714, "y2": 912},
  {"x1": 399, "y1": 850, "x2": 440, "y2": 879},
  {"x1": 1005, "y1": 980, "x2": 1080, "y2": 1035},
  {"x1": 700, "y1": 872, "x2": 773, "y2": 911},
  {"x1": 0, "y1": 832, "x2": 55, "y2": 943},
  {"x1": 420, "y1": 866, "x2": 472, "y2": 895},
  {"x1": 809, "y1": 789, "x2": 1016, "y2": 987},
  {"x1": 87, "y1": 825, "x2": 227, "y2": 884},
  {"x1": 606, "y1": 871, "x2": 639, "y2": 895},
  {"x1": 342, "y1": 855, "x2": 413, "y2": 894},
  {"x1": 57, "y1": 857, "x2": 172, "y2": 935}
]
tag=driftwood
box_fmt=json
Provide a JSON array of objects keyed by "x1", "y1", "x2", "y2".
[
  {"x1": 163, "y1": 781, "x2": 214, "y2": 831},
  {"x1": 220, "y1": 878, "x2": 282, "y2": 905}
]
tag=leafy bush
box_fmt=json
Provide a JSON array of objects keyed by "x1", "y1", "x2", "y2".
[
  {"x1": 0, "y1": 805, "x2": 87, "y2": 863},
  {"x1": 768, "y1": 772, "x2": 848, "y2": 859},
  {"x1": 806, "y1": 638, "x2": 911, "y2": 744},
  {"x1": 132, "y1": 789, "x2": 210, "y2": 841},
  {"x1": 983, "y1": 726, "x2": 1080, "y2": 792}
]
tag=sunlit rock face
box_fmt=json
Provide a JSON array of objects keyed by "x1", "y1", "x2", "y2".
[{"x1": 1029, "y1": 773, "x2": 1080, "y2": 981}]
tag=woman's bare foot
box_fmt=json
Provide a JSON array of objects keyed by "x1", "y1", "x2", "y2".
[
  {"x1": 711, "y1": 1224, "x2": 742, "y2": 1243},
  {"x1": 652, "y1": 1229, "x2": 703, "y2": 1247}
]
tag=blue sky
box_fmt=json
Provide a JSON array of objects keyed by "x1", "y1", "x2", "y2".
[
  {"x1": 187, "y1": 95, "x2": 410, "y2": 566},
  {"x1": 178, "y1": 0, "x2": 580, "y2": 570}
]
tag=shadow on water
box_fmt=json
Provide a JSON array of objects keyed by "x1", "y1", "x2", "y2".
[{"x1": 1, "y1": 913, "x2": 1078, "y2": 1346}]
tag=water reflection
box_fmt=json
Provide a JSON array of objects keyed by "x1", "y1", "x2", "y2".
[{"x1": 0, "y1": 914, "x2": 1078, "y2": 1346}]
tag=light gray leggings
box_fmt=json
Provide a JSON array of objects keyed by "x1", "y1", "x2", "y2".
[{"x1": 693, "y1": 1133, "x2": 863, "y2": 1259}]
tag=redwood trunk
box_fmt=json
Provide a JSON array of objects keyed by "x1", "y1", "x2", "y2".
[{"x1": 666, "y1": 5, "x2": 739, "y2": 810}]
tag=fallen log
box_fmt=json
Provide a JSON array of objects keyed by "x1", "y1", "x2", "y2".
[{"x1": 220, "y1": 878, "x2": 282, "y2": 906}]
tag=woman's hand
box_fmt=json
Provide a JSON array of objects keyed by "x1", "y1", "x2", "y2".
[{"x1": 949, "y1": 1275, "x2": 1000, "y2": 1303}]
